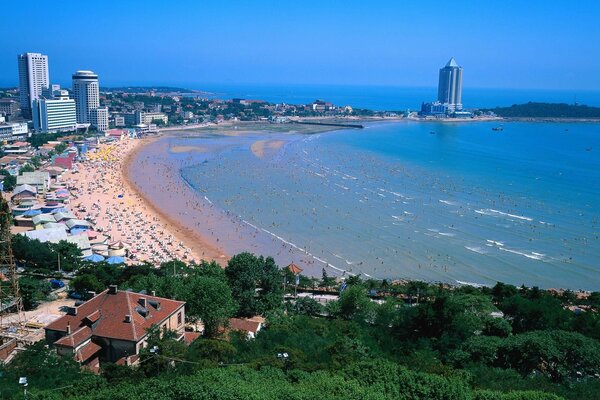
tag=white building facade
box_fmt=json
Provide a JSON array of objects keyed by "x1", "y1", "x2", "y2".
[
  {"x1": 89, "y1": 107, "x2": 109, "y2": 132},
  {"x1": 72, "y1": 70, "x2": 100, "y2": 124},
  {"x1": 17, "y1": 52, "x2": 50, "y2": 119},
  {"x1": 32, "y1": 91, "x2": 77, "y2": 133}
]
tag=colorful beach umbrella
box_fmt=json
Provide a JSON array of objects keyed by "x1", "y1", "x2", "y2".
[
  {"x1": 106, "y1": 256, "x2": 125, "y2": 264},
  {"x1": 84, "y1": 254, "x2": 105, "y2": 263}
]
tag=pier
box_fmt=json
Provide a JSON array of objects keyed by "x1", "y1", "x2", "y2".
[{"x1": 290, "y1": 121, "x2": 364, "y2": 129}]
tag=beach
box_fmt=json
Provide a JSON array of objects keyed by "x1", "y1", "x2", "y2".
[{"x1": 61, "y1": 137, "x2": 227, "y2": 265}]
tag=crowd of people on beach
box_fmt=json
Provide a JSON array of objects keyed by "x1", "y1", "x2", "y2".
[{"x1": 62, "y1": 139, "x2": 200, "y2": 264}]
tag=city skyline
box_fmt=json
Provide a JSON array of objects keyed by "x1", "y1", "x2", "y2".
[{"x1": 1, "y1": 1, "x2": 600, "y2": 90}]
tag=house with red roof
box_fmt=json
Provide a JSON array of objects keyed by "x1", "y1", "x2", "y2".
[{"x1": 45, "y1": 285, "x2": 185, "y2": 371}]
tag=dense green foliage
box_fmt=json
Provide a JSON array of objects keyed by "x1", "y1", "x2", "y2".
[
  {"x1": 484, "y1": 102, "x2": 600, "y2": 118},
  {"x1": 12, "y1": 235, "x2": 82, "y2": 273},
  {"x1": 2, "y1": 254, "x2": 600, "y2": 399}
]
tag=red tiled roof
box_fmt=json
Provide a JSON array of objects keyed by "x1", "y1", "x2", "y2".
[
  {"x1": 184, "y1": 331, "x2": 201, "y2": 345},
  {"x1": 229, "y1": 318, "x2": 262, "y2": 334},
  {"x1": 54, "y1": 326, "x2": 92, "y2": 348},
  {"x1": 84, "y1": 310, "x2": 100, "y2": 324},
  {"x1": 74, "y1": 341, "x2": 101, "y2": 362},
  {"x1": 46, "y1": 289, "x2": 185, "y2": 342}
]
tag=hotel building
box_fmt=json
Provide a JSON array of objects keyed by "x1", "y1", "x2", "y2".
[
  {"x1": 437, "y1": 57, "x2": 463, "y2": 112},
  {"x1": 32, "y1": 90, "x2": 77, "y2": 133},
  {"x1": 17, "y1": 52, "x2": 50, "y2": 119}
]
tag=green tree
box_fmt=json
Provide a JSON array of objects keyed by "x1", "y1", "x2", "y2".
[
  {"x1": 183, "y1": 276, "x2": 236, "y2": 337},
  {"x1": 71, "y1": 274, "x2": 105, "y2": 294},
  {"x1": 19, "y1": 164, "x2": 35, "y2": 174},
  {"x1": 226, "y1": 252, "x2": 261, "y2": 316},
  {"x1": 18, "y1": 276, "x2": 51, "y2": 310},
  {"x1": 54, "y1": 142, "x2": 68, "y2": 154}
]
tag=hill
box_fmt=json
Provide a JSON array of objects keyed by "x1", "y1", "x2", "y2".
[{"x1": 483, "y1": 102, "x2": 600, "y2": 118}]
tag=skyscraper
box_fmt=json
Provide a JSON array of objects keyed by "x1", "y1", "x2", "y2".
[
  {"x1": 72, "y1": 70, "x2": 100, "y2": 124},
  {"x1": 437, "y1": 57, "x2": 463, "y2": 112},
  {"x1": 17, "y1": 52, "x2": 50, "y2": 119}
]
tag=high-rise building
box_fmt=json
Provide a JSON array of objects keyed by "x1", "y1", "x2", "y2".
[
  {"x1": 32, "y1": 90, "x2": 77, "y2": 133},
  {"x1": 72, "y1": 70, "x2": 100, "y2": 124},
  {"x1": 42, "y1": 84, "x2": 61, "y2": 99},
  {"x1": 437, "y1": 57, "x2": 463, "y2": 112},
  {"x1": 89, "y1": 107, "x2": 109, "y2": 132},
  {"x1": 17, "y1": 52, "x2": 50, "y2": 119}
]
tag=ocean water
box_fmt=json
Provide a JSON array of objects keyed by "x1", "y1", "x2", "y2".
[
  {"x1": 192, "y1": 83, "x2": 600, "y2": 111},
  {"x1": 175, "y1": 121, "x2": 600, "y2": 290}
]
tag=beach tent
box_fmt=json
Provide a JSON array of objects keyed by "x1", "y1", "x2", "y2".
[
  {"x1": 106, "y1": 256, "x2": 125, "y2": 265},
  {"x1": 22, "y1": 209, "x2": 42, "y2": 217},
  {"x1": 50, "y1": 207, "x2": 69, "y2": 214},
  {"x1": 84, "y1": 254, "x2": 105, "y2": 263}
]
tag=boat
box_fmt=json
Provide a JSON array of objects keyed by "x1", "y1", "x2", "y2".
[
  {"x1": 492, "y1": 126, "x2": 504, "y2": 131},
  {"x1": 429, "y1": 131, "x2": 436, "y2": 135}
]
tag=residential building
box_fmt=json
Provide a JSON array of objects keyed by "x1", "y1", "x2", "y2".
[
  {"x1": 0, "y1": 99, "x2": 20, "y2": 117},
  {"x1": 437, "y1": 57, "x2": 463, "y2": 112},
  {"x1": 0, "y1": 122, "x2": 28, "y2": 142},
  {"x1": 420, "y1": 101, "x2": 448, "y2": 116},
  {"x1": 16, "y1": 171, "x2": 51, "y2": 193},
  {"x1": 89, "y1": 107, "x2": 109, "y2": 132},
  {"x1": 113, "y1": 115, "x2": 125, "y2": 127},
  {"x1": 136, "y1": 111, "x2": 168, "y2": 125},
  {"x1": 72, "y1": 70, "x2": 100, "y2": 124},
  {"x1": 45, "y1": 286, "x2": 185, "y2": 369},
  {"x1": 32, "y1": 90, "x2": 77, "y2": 133},
  {"x1": 17, "y1": 52, "x2": 50, "y2": 119}
]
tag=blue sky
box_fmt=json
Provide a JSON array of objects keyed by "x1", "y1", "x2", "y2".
[{"x1": 2, "y1": 0, "x2": 599, "y2": 90}]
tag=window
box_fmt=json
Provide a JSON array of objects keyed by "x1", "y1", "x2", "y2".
[{"x1": 177, "y1": 312, "x2": 182, "y2": 326}]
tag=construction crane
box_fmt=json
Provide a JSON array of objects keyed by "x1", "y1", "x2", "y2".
[{"x1": 0, "y1": 194, "x2": 24, "y2": 332}]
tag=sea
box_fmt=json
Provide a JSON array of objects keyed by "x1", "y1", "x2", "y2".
[
  {"x1": 132, "y1": 86, "x2": 600, "y2": 290},
  {"x1": 192, "y1": 84, "x2": 600, "y2": 111}
]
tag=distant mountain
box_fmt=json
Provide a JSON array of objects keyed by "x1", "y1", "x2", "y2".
[{"x1": 483, "y1": 102, "x2": 600, "y2": 118}]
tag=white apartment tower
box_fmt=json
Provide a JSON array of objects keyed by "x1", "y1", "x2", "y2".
[
  {"x1": 17, "y1": 52, "x2": 50, "y2": 119},
  {"x1": 72, "y1": 70, "x2": 100, "y2": 124}
]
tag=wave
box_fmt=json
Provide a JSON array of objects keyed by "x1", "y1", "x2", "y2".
[
  {"x1": 439, "y1": 199, "x2": 459, "y2": 206},
  {"x1": 465, "y1": 246, "x2": 487, "y2": 254},
  {"x1": 498, "y1": 246, "x2": 545, "y2": 260},
  {"x1": 475, "y1": 208, "x2": 533, "y2": 222}
]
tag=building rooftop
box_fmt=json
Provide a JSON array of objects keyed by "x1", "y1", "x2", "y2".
[
  {"x1": 446, "y1": 57, "x2": 459, "y2": 68},
  {"x1": 46, "y1": 287, "x2": 185, "y2": 342}
]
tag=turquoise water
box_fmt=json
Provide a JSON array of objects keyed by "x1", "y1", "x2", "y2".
[{"x1": 178, "y1": 121, "x2": 600, "y2": 290}]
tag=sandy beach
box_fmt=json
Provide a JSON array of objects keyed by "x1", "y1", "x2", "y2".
[{"x1": 61, "y1": 137, "x2": 226, "y2": 265}]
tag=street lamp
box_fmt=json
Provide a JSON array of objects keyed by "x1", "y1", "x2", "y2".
[
  {"x1": 149, "y1": 346, "x2": 159, "y2": 375},
  {"x1": 18, "y1": 377, "x2": 27, "y2": 400}
]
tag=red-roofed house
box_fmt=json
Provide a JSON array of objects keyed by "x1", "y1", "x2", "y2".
[
  {"x1": 228, "y1": 316, "x2": 265, "y2": 339},
  {"x1": 45, "y1": 285, "x2": 185, "y2": 370}
]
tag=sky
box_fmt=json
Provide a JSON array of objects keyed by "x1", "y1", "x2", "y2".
[{"x1": 1, "y1": 0, "x2": 600, "y2": 90}]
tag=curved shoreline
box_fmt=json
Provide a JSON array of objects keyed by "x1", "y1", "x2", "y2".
[{"x1": 122, "y1": 136, "x2": 228, "y2": 265}]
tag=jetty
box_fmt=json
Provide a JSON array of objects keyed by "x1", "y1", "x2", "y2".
[{"x1": 290, "y1": 121, "x2": 364, "y2": 129}]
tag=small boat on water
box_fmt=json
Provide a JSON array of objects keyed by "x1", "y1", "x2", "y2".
[
  {"x1": 492, "y1": 126, "x2": 504, "y2": 131},
  {"x1": 429, "y1": 131, "x2": 436, "y2": 135}
]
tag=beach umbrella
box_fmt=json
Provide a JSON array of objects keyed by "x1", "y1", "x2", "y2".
[
  {"x1": 106, "y1": 256, "x2": 125, "y2": 264},
  {"x1": 84, "y1": 254, "x2": 105, "y2": 263}
]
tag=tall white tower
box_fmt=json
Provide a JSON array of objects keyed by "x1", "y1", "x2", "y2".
[
  {"x1": 17, "y1": 53, "x2": 50, "y2": 119},
  {"x1": 437, "y1": 57, "x2": 463, "y2": 112},
  {"x1": 72, "y1": 70, "x2": 100, "y2": 124}
]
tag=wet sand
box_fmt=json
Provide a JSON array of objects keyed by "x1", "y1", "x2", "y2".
[{"x1": 122, "y1": 138, "x2": 228, "y2": 264}]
